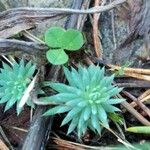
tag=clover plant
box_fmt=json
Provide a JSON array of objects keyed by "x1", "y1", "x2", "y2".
[
  {"x1": 42, "y1": 65, "x2": 124, "y2": 137},
  {"x1": 45, "y1": 27, "x2": 84, "y2": 65},
  {"x1": 0, "y1": 59, "x2": 36, "y2": 115}
]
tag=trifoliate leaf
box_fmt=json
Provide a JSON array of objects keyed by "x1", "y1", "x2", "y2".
[{"x1": 45, "y1": 27, "x2": 84, "y2": 65}]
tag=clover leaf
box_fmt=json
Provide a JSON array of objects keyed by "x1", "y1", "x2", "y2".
[
  {"x1": 45, "y1": 27, "x2": 65, "y2": 48},
  {"x1": 45, "y1": 27, "x2": 84, "y2": 65},
  {"x1": 46, "y1": 49, "x2": 68, "y2": 65}
]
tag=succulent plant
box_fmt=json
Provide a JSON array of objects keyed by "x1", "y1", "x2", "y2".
[
  {"x1": 42, "y1": 65, "x2": 124, "y2": 137},
  {"x1": 0, "y1": 59, "x2": 36, "y2": 114}
]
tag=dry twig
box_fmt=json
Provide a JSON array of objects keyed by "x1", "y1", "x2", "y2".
[
  {"x1": 0, "y1": 0, "x2": 126, "y2": 16},
  {"x1": 109, "y1": 64, "x2": 150, "y2": 75},
  {"x1": 123, "y1": 91, "x2": 150, "y2": 118},
  {"x1": 0, "y1": 38, "x2": 48, "y2": 55},
  {"x1": 92, "y1": 0, "x2": 103, "y2": 58},
  {"x1": 0, "y1": 139, "x2": 9, "y2": 150}
]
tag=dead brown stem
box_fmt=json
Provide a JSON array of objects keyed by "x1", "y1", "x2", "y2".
[
  {"x1": 109, "y1": 64, "x2": 150, "y2": 75},
  {"x1": 130, "y1": 89, "x2": 150, "y2": 107},
  {"x1": 93, "y1": 0, "x2": 103, "y2": 58},
  {"x1": 123, "y1": 91, "x2": 150, "y2": 118}
]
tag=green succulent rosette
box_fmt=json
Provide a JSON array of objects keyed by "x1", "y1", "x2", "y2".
[
  {"x1": 43, "y1": 65, "x2": 124, "y2": 137},
  {"x1": 0, "y1": 59, "x2": 36, "y2": 115}
]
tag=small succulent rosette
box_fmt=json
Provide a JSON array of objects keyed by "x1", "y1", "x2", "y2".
[
  {"x1": 42, "y1": 65, "x2": 124, "y2": 137},
  {"x1": 0, "y1": 59, "x2": 36, "y2": 115}
]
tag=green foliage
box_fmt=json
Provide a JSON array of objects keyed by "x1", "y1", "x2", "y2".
[
  {"x1": 42, "y1": 65, "x2": 124, "y2": 137},
  {"x1": 45, "y1": 27, "x2": 84, "y2": 65},
  {"x1": 114, "y1": 61, "x2": 132, "y2": 76},
  {"x1": 126, "y1": 126, "x2": 150, "y2": 134},
  {"x1": 109, "y1": 113, "x2": 124, "y2": 125},
  {"x1": 0, "y1": 59, "x2": 36, "y2": 115}
]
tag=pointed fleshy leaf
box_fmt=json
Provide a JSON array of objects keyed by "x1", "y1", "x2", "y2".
[
  {"x1": 4, "y1": 97, "x2": 17, "y2": 112},
  {"x1": 25, "y1": 61, "x2": 32, "y2": 71},
  {"x1": 2, "y1": 62, "x2": 12, "y2": 71},
  {"x1": 77, "y1": 101, "x2": 87, "y2": 107},
  {"x1": 25, "y1": 65, "x2": 36, "y2": 78},
  {"x1": 98, "y1": 105, "x2": 109, "y2": 127},
  {"x1": 107, "y1": 98, "x2": 125, "y2": 105},
  {"x1": 90, "y1": 66, "x2": 103, "y2": 87},
  {"x1": 49, "y1": 82, "x2": 81, "y2": 95},
  {"x1": 63, "y1": 67, "x2": 76, "y2": 86},
  {"x1": 17, "y1": 59, "x2": 26, "y2": 78},
  {"x1": 107, "y1": 87, "x2": 122, "y2": 97},
  {"x1": 71, "y1": 67, "x2": 84, "y2": 89},
  {"x1": 43, "y1": 106, "x2": 71, "y2": 116},
  {"x1": 0, "y1": 93, "x2": 12, "y2": 104},
  {"x1": 61, "y1": 107, "x2": 82, "y2": 126},
  {"x1": 96, "y1": 96, "x2": 110, "y2": 104},
  {"x1": 81, "y1": 122, "x2": 88, "y2": 135},
  {"x1": 104, "y1": 75, "x2": 114, "y2": 87},
  {"x1": 88, "y1": 122, "x2": 96, "y2": 133},
  {"x1": 80, "y1": 67, "x2": 90, "y2": 88},
  {"x1": 91, "y1": 115, "x2": 101, "y2": 134},
  {"x1": 83, "y1": 106, "x2": 91, "y2": 121},
  {"x1": 66, "y1": 99, "x2": 82, "y2": 106},
  {"x1": 67, "y1": 117, "x2": 78, "y2": 135},
  {"x1": 41, "y1": 93, "x2": 79, "y2": 103},
  {"x1": 91, "y1": 104, "x2": 97, "y2": 115},
  {"x1": 78, "y1": 110, "x2": 85, "y2": 130},
  {"x1": 102, "y1": 103, "x2": 121, "y2": 112}
]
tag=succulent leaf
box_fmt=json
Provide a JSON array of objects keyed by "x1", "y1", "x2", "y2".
[
  {"x1": 43, "y1": 105, "x2": 71, "y2": 116},
  {"x1": 67, "y1": 117, "x2": 79, "y2": 135},
  {"x1": 42, "y1": 65, "x2": 124, "y2": 137},
  {"x1": 0, "y1": 60, "x2": 36, "y2": 114}
]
